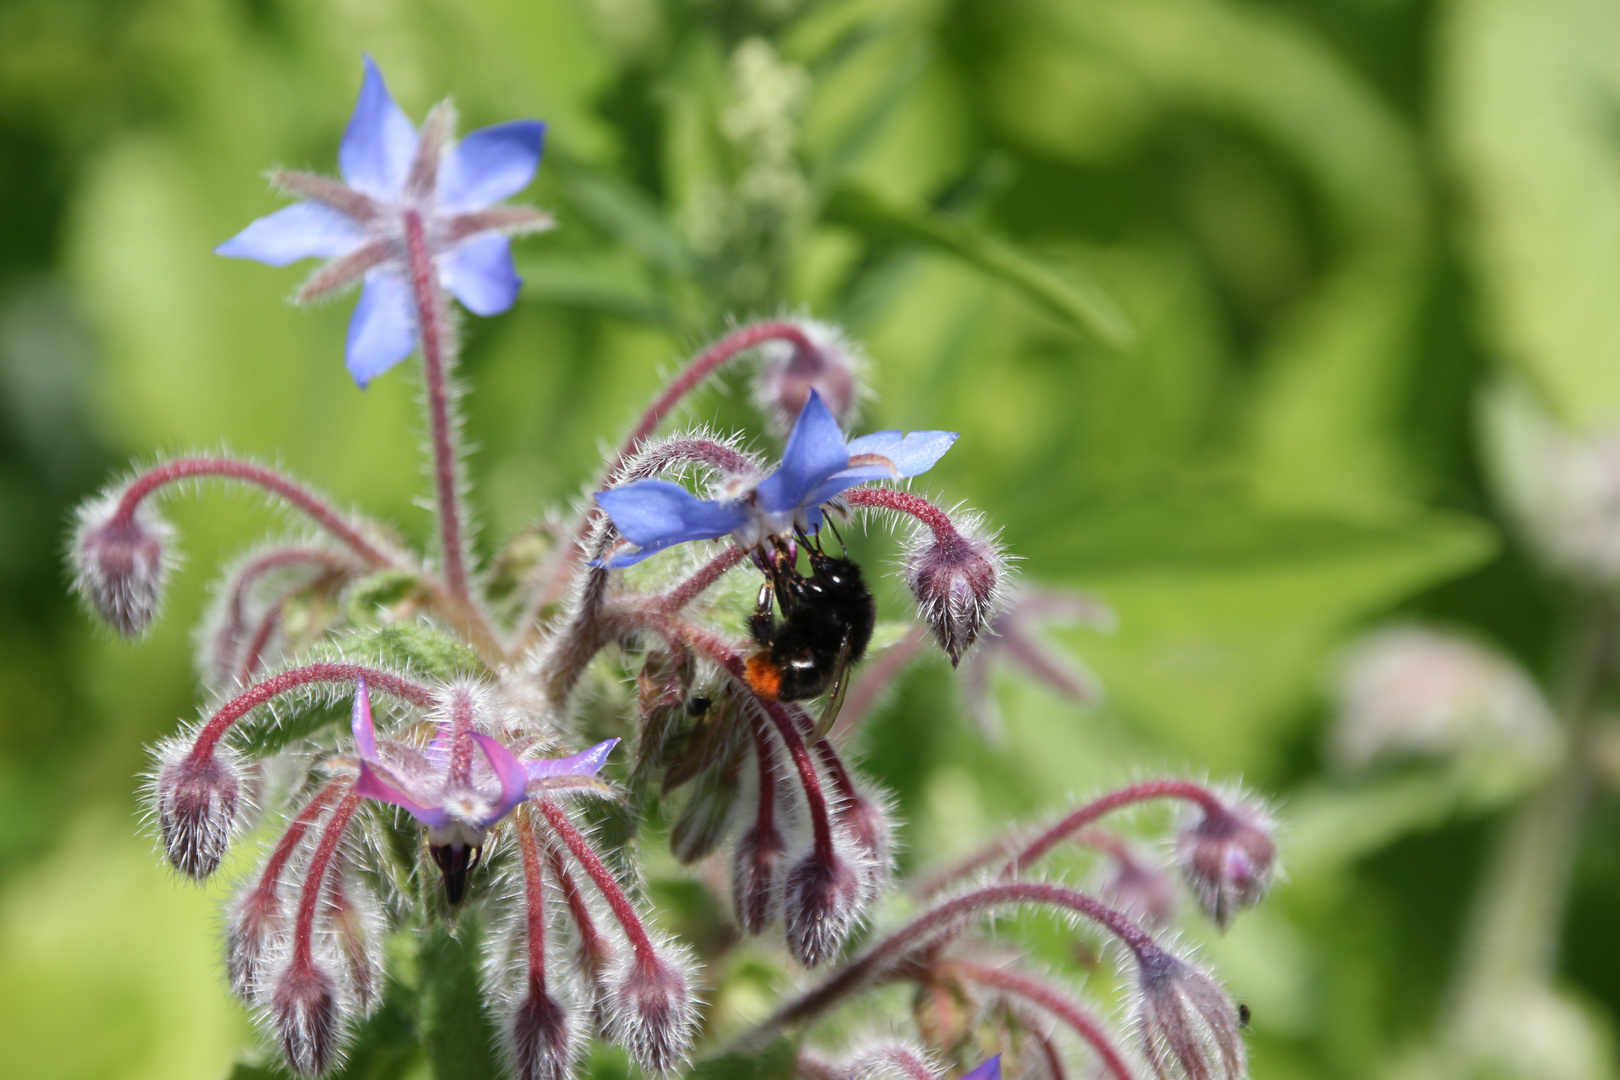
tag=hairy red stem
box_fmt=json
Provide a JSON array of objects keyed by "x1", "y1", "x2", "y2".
[
  {"x1": 113, "y1": 456, "x2": 392, "y2": 567},
  {"x1": 290, "y1": 787, "x2": 362, "y2": 970},
  {"x1": 403, "y1": 209, "x2": 472, "y2": 609},
  {"x1": 764, "y1": 882, "x2": 1158, "y2": 1030},
  {"x1": 537, "y1": 799, "x2": 657, "y2": 963},
  {"x1": 844, "y1": 486, "x2": 956, "y2": 536},
  {"x1": 189, "y1": 662, "x2": 436, "y2": 759},
  {"x1": 517, "y1": 808, "x2": 549, "y2": 993},
  {"x1": 1002, "y1": 781, "x2": 1226, "y2": 877}
]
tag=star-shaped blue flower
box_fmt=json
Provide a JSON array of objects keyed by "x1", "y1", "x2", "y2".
[
  {"x1": 594, "y1": 391, "x2": 957, "y2": 567},
  {"x1": 217, "y1": 56, "x2": 552, "y2": 387}
]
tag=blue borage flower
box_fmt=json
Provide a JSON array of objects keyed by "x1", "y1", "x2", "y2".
[
  {"x1": 348, "y1": 677, "x2": 617, "y2": 851},
  {"x1": 961, "y1": 1057, "x2": 1001, "y2": 1080},
  {"x1": 593, "y1": 390, "x2": 957, "y2": 567},
  {"x1": 217, "y1": 56, "x2": 551, "y2": 387}
]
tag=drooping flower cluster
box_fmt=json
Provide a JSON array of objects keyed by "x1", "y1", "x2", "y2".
[{"x1": 69, "y1": 57, "x2": 1274, "y2": 1080}]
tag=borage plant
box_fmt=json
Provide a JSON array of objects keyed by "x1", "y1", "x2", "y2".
[{"x1": 68, "y1": 59, "x2": 1275, "y2": 1080}]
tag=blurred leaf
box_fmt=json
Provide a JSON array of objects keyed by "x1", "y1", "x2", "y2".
[
  {"x1": 688, "y1": 1037, "x2": 800, "y2": 1080},
  {"x1": 1443, "y1": 0, "x2": 1620, "y2": 423},
  {"x1": 825, "y1": 184, "x2": 1134, "y2": 348},
  {"x1": 554, "y1": 160, "x2": 699, "y2": 277},
  {"x1": 1021, "y1": 495, "x2": 1497, "y2": 769}
]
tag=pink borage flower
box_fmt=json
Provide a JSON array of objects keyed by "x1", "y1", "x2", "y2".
[{"x1": 347, "y1": 677, "x2": 617, "y2": 902}]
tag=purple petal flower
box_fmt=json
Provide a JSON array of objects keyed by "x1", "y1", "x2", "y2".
[
  {"x1": 345, "y1": 681, "x2": 621, "y2": 840},
  {"x1": 217, "y1": 57, "x2": 552, "y2": 387},
  {"x1": 961, "y1": 1058, "x2": 1002, "y2": 1080},
  {"x1": 594, "y1": 390, "x2": 956, "y2": 566},
  {"x1": 526, "y1": 737, "x2": 620, "y2": 781}
]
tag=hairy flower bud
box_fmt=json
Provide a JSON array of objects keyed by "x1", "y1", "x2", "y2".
[
  {"x1": 71, "y1": 495, "x2": 173, "y2": 637},
  {"x1": 1175, "y1": 802, "x2": 1276, "y2": 931},
  {"x1": 1331, "y1": 624, "x2": 1558, "y2": 770},
  {"x1": 1134, "y1": 950, "x2": 1247, "y2": 1080},
  {"x1": 903, "y1": 514, "x2": 1005, "y2": 667},
  {"x1": 606, "y1": 951, "x2": 696, "y2": 1073},
  {"x1": 272, "y1": 963, "x2": 342, "y2": 1077},
  {"x1": 733, "y1": 820, "x2": 787, "y2": 934},
  {"x1": 783, "y1": 850, "x2": 865, "y2": 967},
  {"x1": 754, "y1": 320, "x2": 863, "y2": 432},
  {"x1": 153, "y1": 742, "x2": 241, "y2": 879},
  {"x1": 227, "y1": 886, "x2": 283, "y2": 1002},
  {"x1": 509, "y1": 987, "x2": 575, "y2": 1080}
]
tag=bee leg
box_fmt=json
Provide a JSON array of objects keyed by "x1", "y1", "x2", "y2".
[
  {"x1": 749, "y1": 579, "x2": 776, "y2": 647},
  {"x1": 813, "y1": 633, "x2": 856, "y2": 739}
]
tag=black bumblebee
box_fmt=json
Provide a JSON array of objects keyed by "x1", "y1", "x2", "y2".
[{"x1": 743, "y1": 532, "x2": 876, "y2": 733}]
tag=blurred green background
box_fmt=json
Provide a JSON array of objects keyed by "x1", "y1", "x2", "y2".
[{"x1": 3, "y1": 0, "x2": 1619, "y2": 1078}]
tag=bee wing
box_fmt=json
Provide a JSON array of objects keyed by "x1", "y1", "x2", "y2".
[{"x1": 813, "y1": 633, "x2": 856, "y2": 739}]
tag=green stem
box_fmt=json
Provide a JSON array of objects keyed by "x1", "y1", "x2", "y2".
[{"x1": 1441, "y1": 596, "x2": 1614, "y2": 1066}]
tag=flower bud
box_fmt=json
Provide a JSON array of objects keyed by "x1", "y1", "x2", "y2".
[
  {"x1": 153, "y1": 743, "x2": 241, "y2": 879},
  {"x1": 509, "y1": 986, "x2": 575, "y2": 1080},
  {"x1": 754, "y1": 320, "x2": 863, "y2": 432},
  {"x1": 903, "y1": 515, "x2": 1006, "y2": 667},
  {"x1": 1099, "y1": 844, "x2": 1178, "y2": 930},
  {"x1": 1331, "y1": 624, "x2": 1558, "y2": 771},
  {"x1": 1134, "y1": 950, "x2": 1247, "y2": 1080},
  {"x1": 606, "y1": 951, "x2": 696, "y2": 1073},
  {"x1": 272, "y1": 963, "x2": 342, "y2": 1076},
  {"x1": 1175, "y1": 802, "x2": 1276, "y2": 931},
  {"x1": 783, "y1": 850, "x2": 865, "y2": 968},
  {"x1": 227, "y1": 886, "x2": 282, "y2": 1002},
  {"x1": 732, "y1": 820, "x2": 786, "y2": 934},
  {"x1": 71, "y1": 495, "x2": 173, "y2": 637}
]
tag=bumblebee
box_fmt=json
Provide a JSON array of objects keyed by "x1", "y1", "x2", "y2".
[{"x1": 743, "y1": 533, "x2": 876, "y2": 733}]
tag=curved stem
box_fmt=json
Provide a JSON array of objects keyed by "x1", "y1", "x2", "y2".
[
  {"x1": 619, "y1": 321, "x2": 815, "y2": 462},
  {"x1": 1000, "y1": 781, "x2": 1226, "y2": 878},
  {"x1": 547, "y1": 841, "x2": 612, "y2": 982},
  {"x1": 113, "y1": 456, "x2": 395, "y2": 568},
  {"x1": 250, "y1": 781, "x2": 346, "y2": 909},
  {"x1": 935, "y1": 959, "x2": 1136, "y2": 1080},
  {"x1": 290, "y1": 787, "x2": 363, "y2": 970},
  {"x1": 188, "y1": 661, "x2": 437, "y2": 759},
  {"x1": 536, "y1": 799, "x2": 658, "y2": 964},
  {"x1": 516, "y1": 807, "x2": 549, "y2": 995},
  {"x1": 843, "y1": 487, "x2": 957, "y2": 537},
  {"x1": 659, "y1": 546, "x2": 748, "y2": 612},
  {"x1": 403, "y1": 209, "x2": 474, "y2": 610},
  {"x1": 761, "y1": 882, "x2": 1156, "y2": 1033},
  {"x1": 236, "y1": 604, "x2": 283, "y2": 684}
]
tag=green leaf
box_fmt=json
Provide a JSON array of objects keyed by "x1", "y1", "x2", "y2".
[
  {"x1": 824, "y1": 184, "x2": 1135, "y2": 348},
  {"x1": 419, "y1": 923, "x2": 502, "y2": 1080},
  {"x1": 689, "y1": 1037, "x2": 800, "y2": 1080},
  {"x1": 553, "y1": 158, "x2": 699, "y2": 277}
]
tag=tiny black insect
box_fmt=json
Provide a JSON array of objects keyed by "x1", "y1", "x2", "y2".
[
  {"x1": 1238, "y1": 1003, "x2": 1251, "y2": 1028},
  {"x1": 743, "y1": 533, "x2": 876, "y2": 732}
]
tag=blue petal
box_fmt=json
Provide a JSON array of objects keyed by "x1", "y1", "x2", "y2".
[
  {"x1": 755, "y1": 390, "x2": 850, "y2": 514},
  {"x1": 216, "y1": 202, "x2": 365, "y2": 266},
  {"x1": 346, "y1": 271, "x2": 418, "y2": 387},
  {"x1": 439, "y1": 120, "x2": 546, "y2": 211},
  {"x1": 844, "y1": 429, "x2": 959, "y2": 477},
  {"x1": 960, "y1": 1058, "x2": 1001, "y2": 1080},
  {"x1": 527, "y1": 738, "x2": 619, "y2": 781},
  {"x1": 339, "y1": 56, "x2": 419, "y2": 198},
  {"x1": 439, "y1": 234, "x2": 521, "y2": 316},
  {"x1": 595, "y1": 480, "x2": 750, "y2": 563}
]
